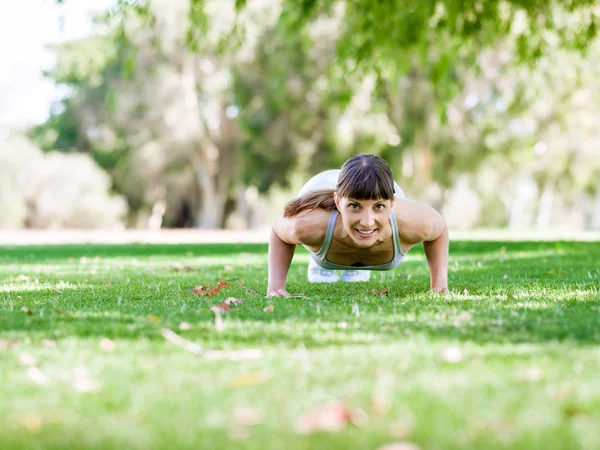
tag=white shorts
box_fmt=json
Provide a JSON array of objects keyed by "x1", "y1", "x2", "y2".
[{"x1": 298, "y1": 169, "x2": 405, "y2": 198}]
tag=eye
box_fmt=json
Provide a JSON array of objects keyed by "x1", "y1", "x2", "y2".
[
  {"x1": 349, "y1": 204, "x2": 360, "y2": 210},
  {"x1": 374, "y1": 204, "x2": 386, "y2": 210}
]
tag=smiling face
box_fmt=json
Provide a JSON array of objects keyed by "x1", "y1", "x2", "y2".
[{"x1": 334, "y1": 194, "x2": 395, "y2": 248}]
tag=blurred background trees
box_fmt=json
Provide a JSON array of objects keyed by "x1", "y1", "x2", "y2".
[{"x1": 1, "y1": 0, "x2": 598, "y2": 229}]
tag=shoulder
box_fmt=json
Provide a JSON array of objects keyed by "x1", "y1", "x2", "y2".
[
  {"x1": 393, "y1": 198, "x2": 446, "y2": 245},
  {"x1": 273, "y1": 208, "x2": 332, "y2": 247}
]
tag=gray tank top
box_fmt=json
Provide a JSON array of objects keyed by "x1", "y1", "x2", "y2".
[{"x1": 309, "y1": 210, "x2": 405, "y2": 271}]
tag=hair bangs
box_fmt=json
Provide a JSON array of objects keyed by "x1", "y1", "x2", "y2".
[{"x1": 338, "y1": 171, "x2": 395, "y2": 201}]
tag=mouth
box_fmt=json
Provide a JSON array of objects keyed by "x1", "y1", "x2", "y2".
[{"x1": 356, "y1": 229, "x2": 377, "y2": 238}]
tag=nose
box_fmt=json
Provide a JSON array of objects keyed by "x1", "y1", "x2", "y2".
[{"x1": 359, "y1": 210, "x2": 375, "y2": 228}]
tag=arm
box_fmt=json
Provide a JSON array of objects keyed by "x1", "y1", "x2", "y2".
[
  {"x1": 267, "y1": 228, "x2": 296, "y2": 296},
  {"x1": 394, "y1": 199, "x2": 449, "y2": 293},
  {"x1": 423, "y1": 220, "x2": 449, "y2": 293}
]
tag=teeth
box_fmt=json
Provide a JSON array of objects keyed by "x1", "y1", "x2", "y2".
[{"x1": 357, "y1": 230, "x2": 375, "y2": 236}]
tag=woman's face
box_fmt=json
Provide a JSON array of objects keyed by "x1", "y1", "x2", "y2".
[{"x1": 334, "y1": 193, "x2": 394, "y2": 247}]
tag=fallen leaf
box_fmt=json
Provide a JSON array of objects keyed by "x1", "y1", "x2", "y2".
[
  {"x1": 19, "y1": 352, "x2": 37, "y2": 366},
  {"x1": 72, "y1": 367, "x2": 100, "y2": 393},
  {"x1": 243, "y1": 288, "x2": 259, "y2": 296},
  {"x1": 187, "y1": 285, "x2": 212, "y2": 295},
  {"x1": 41, "y1": 339, "x2": 55, "y2": 348},
  {"x1": 224, "y1": 265, "x2": 234, "y2": 271},
  {"x1": 376, "y1": 442, "x2": 420, "y2": 450},
  {"x1": 0, "y1": 339, "x2": 20, "y2": 350},
  {"x1": 105, "y1": 279, "x2": 112, "y2": 286},
  {"x1": 263, "y1": 305, "x2": 275, "y2": 313},
  {"x1": 178, "y1": 321, "x2": 191, "y2": 330},
  {"x1": 17, "y1": 274, "x2": 32, "y2": 281},
  {"x1": 54, "y1": 309, "x2": 71, "y2": 318},
  {"x1": 21, "y1": 307, "x2": 34, "y2": 316},
  {"x1": 503, "y1": 274, "x2": 509, "y2": 279},
  {"x1": 296, "y1": 403, "x2": 363, "y2": 434},
  {"x1": 161, "y1": 328, "x2": 202, "y2": 354},
  {"x1": 441, "y1": 347, "x2": 463, "y2": 364},
  {"x1": 218, "y1": 280, "x2": 230, "y2": 287},
  {"x1": 99, "y1": 338, "x2": 115, "y2": 353},
  {"x1": 23, "y1": 415, "x2": 42, "y2": 434},
  {"x1": 27, "y1": 367, "x2": 48, "y2": 385},
  {"x1": 233, "y1": 407, "x2": 263, "y2": 426},
  {"x1": 229, "y1": 371, "x2": 269, "y2": 388},
  {"x1": 224, "y1": 297, "x2": 245, "y2": 306},
  {"x1": 372, "y1": 289, "x2": 389, "y2": 296}
]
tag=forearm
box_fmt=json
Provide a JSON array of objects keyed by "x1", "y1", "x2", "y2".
[
  {"x1": 423, "y1": 225, "x2": 449, "y2": 291},
  {"x1": 267, "y1": 229, "x2": 296, "y2": 293}
]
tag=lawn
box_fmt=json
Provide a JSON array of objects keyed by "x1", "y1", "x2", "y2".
[{"x1": 1, "y1": 239, "x2": 599, "y2": 450}]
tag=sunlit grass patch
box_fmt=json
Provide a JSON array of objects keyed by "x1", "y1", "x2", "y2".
[{"x1": 1, "y1": 239, "x2": 600, "y2": 450}]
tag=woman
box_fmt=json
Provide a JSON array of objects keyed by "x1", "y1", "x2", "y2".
[{"x1": 267, "y1": 154, "x2": 449, "y2": 296}]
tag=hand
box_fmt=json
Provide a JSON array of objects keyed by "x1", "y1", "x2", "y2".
[
  {"x1": 266, "y1": 288, "x2": 293, "y2": 297},
  {"x1": 431, "y1": 286, "x2": 449, "y2": 294}
]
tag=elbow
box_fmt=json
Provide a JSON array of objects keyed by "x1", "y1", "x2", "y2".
[{"x1": 424, "y1": 214, "x2": 447, "y2": 243}]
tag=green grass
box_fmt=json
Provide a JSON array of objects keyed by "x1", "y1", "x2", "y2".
[{"x1": 1, "y1": 239, "x2": 600, "y2": 450}]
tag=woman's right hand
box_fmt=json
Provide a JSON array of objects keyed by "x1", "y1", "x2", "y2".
[{"x1": 266, "y1": 288, "x2": 293, "y2": 297}]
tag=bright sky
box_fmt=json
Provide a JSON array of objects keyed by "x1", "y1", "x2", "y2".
[{"x1": 0, "y1": 0, "x2": 113, "y2": 130}]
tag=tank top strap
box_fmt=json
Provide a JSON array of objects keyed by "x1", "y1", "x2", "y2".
[{"x1": 314, "y1": 210, "x2": 338, "y2": 259}]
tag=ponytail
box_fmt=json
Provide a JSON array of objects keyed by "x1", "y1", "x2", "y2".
[{"x1": 283, "y1": 189, "x2": 337, "y2": 218}]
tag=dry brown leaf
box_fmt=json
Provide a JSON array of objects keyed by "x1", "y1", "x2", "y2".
[
  {"x1": 0, "y1": 339, "x2": 20, "y2": 350},
  {"x1": 372, "y1": 289, "x2": 389, "y2": 296},
  {"x1": 21, "y1": 307, "x2": 34, "y2": 316},
  {"x1": 105, "y1": 279, "x2": 112, "y2": 286},
  {"x1": 263, "y1": 305, "x2": 275, "y2": 313},
  {"x1": 55, "y1": 309, "x2": 72, "y2": 318},
  {"x1": 218, "y1": 280, "x2": 230, "y2": 287},
  {"x1": 296, "y1": 403, "x2": 359, "y2": 434},
  {"x1": 243, "y1": 288, "x2": 259, "y2": 296}
]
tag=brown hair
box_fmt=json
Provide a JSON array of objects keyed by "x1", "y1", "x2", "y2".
[{"x1": 283, "y1": 154, "x2": 395, "y2": 217}]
